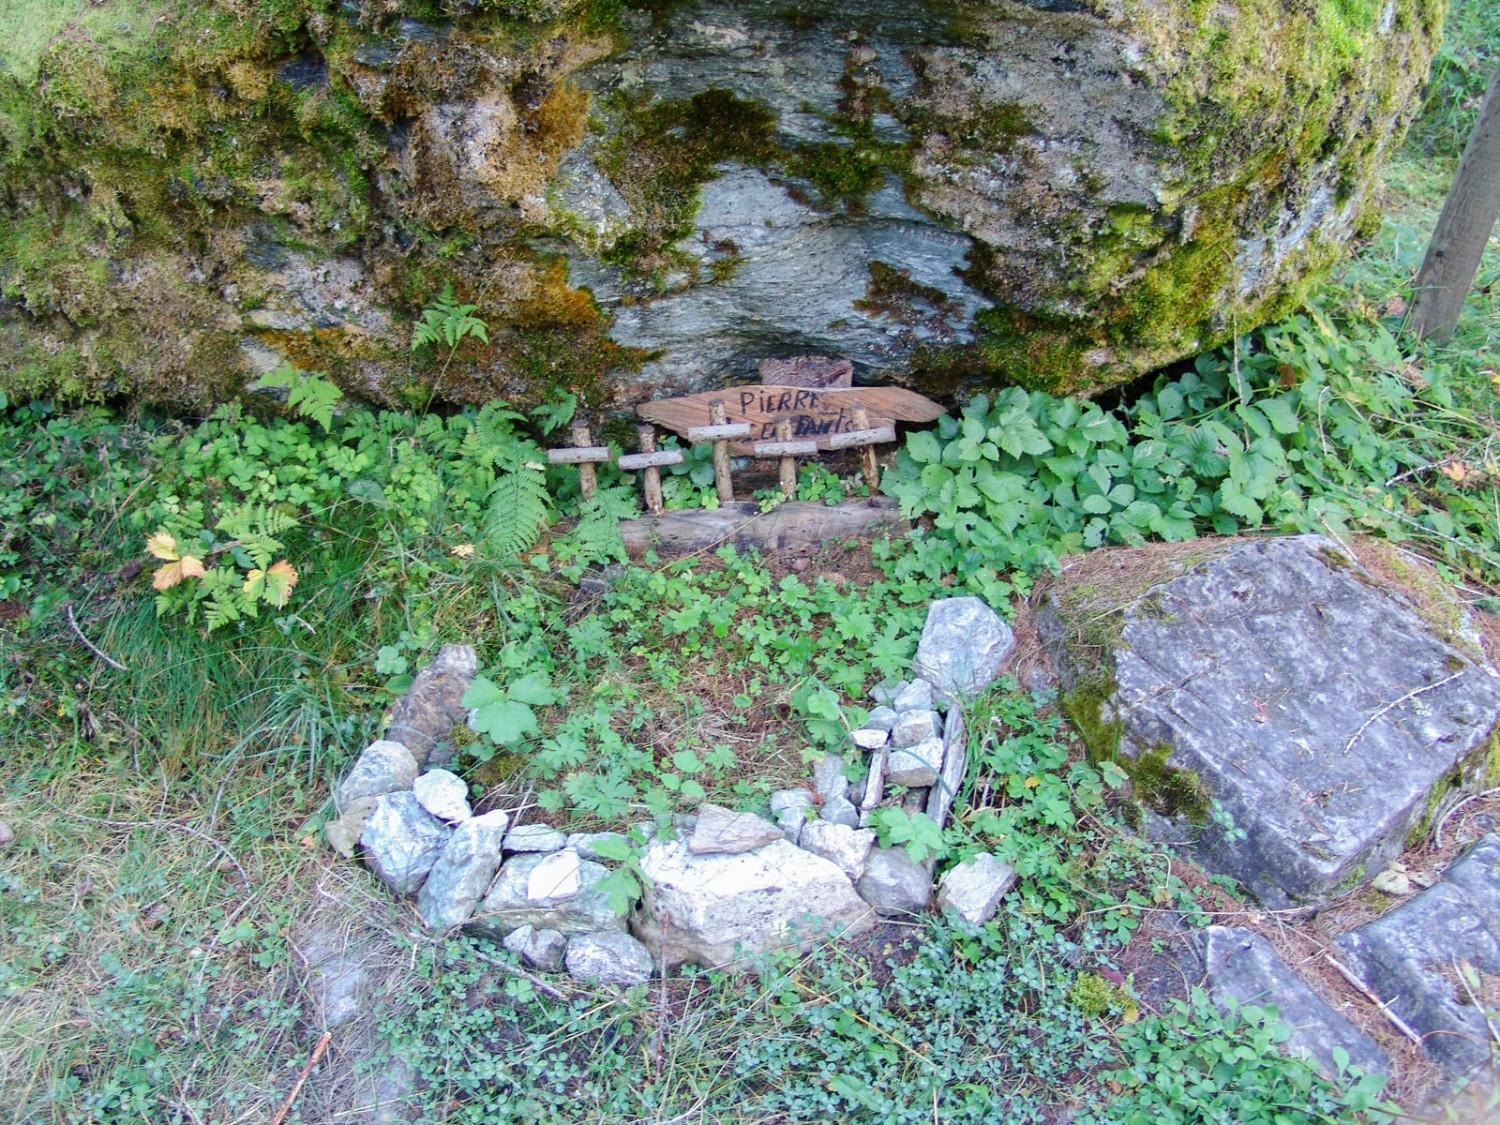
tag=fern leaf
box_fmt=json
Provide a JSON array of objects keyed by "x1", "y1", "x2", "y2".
[{"x1": 485, "y1": 463, "x2": 552, "y2": 557}]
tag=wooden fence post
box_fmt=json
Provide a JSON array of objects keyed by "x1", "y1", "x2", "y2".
[
  {"x1": 545, "y1": 423, "x2": 612, "y2": 501},
  {"x1": 827, "y1": 407, "x2": 896, "y2": 494},
  {"x1": 617, "y1": 424, "x2": 683, "y2": 514},
  {"x1": 753, "y1": 419, "x2": 819, "y2": 500},
  {"x1": 685, "y1": 400, "x2": 752, "y2": 503}
]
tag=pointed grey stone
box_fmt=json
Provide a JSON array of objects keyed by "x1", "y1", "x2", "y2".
[
  {"x1": 811, "y1": 755, "x2": 850, "y2": 803},
  {"x1": 688, "y1": 804, "x2": 783, "y2": 855},
  {"x1": 504, "y1": 823, "x2": 567, "y2": 853},
  {"x1": 769, "y1": 789, "x2": 816, "y2": 843},
  {"x1": 503, "y1": 924, "x2": 568, "y2": 972},
  {"x1": 936, "y1": 853, "x2": 1016, "y2": 925},
  {"x1": 337, "y1": 740, "x2": 418, "y2": 807},
  {"x1": 566, "y1": 931, "x2": 654, "y2": 986},
  {"x1": 891, "y1": 679, "x2": 934, "y2": 713},
  {"x1": 857, "y1": 847, "x2": 932, "y2": 916},
  {"x1": 891, "y1": 709, "x2": 941, "y2": 748},
  {"x1": 412, "y1": 768, "x2": 471, "y2": 822},
  {"x1": 799, "y1": 821, "x2": 876, "y2": 881},
  {"x1": 915, "y1": 597, "x2": 1015, "y2": 698},
  {"x1": 385, "y1": 643, "x2": 476, "y2": 769},
  {"x1": 851, "y1": 727, "x2": 889, "y2": 750},
  {"x1": 360, "y1": 791, "x2": 452, "y2": 896},
  {"x1": 820, "y1": 794, "x2": 859, "y2": 829},
  {"x1": 417, "y1": 809, "x2": 510, "y2": 927},
  {"x1": 865, "y1": 706, "x2": 898, "y2": 732},
  {"x1": 886, "y1": 737, "x2": 944, "y2": 788},
  {"x1": 870, "y1": 680, "x2": 902, "y2": 707}
]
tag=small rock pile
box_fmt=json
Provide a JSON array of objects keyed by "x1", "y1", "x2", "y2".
[{"x1": 326, "y1": 598, "x2": 1027, "y2": 980}]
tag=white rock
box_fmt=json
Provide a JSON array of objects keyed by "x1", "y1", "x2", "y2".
[
  {"x1": 865, "y1": 706, "x2": 899, "y2": 732},
  {"x1": 338, "y1": 740, "x2": 419, "y2": 807},
  {"x1": 0, "y1": 818, "x2": 13, "y2": 848},
  {"x1": 891, "y1": 709, "x2": 941, "y2": 748},
  {"x1": 505, "y1": 823, "x2": 567, "y2": 853},
  {"x1": 504, "y1": 924, "x2": 568, "y2": 972},
  {"x1": 914, "y1": 597, "x2": 1015, "y2": 698},
  {"x1": 469, "y1": 852, "x2": 626, "y2": 938},
  {"x1": 566, "y1": 931, "x2": 654, "y2": 986},
  {"x1": 417, "y1": 810, "x2": 510, "y2": 928},
  {"x1": 528, "y1": 849, "x2": 582, "y2": 904},
  {"x1": 886, "y1": 737, "x2": 944, "y2": 788},
  {"x1": 851, "y1": 727, "x2": 889, "y2": 750},
  {"x1": 799, "y1": 821, "x2": 876, "y2": 881},
  {"x1": 633, "y1": 837, "x2": 873, "y2": 969},
  {"x1": 412, "y1": 769, "x2": 472, "y2": 823},
  {"x1": 688, "y1": 804, "x2": 783, "y2": 855},
  {"x1": 936, "y1": 853, "x2": 1017, "y2": 925},
  {"x1": 1371, "y1": 868, "x2": 1411, "y2": 896},
  {"x1": 359, "y1": 791, "x2": 452, "y2": 896}
]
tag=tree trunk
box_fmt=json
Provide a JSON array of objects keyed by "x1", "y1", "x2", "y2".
[{"x1": 1406, "y1": 61, "x2": 1500, "y2": 344}]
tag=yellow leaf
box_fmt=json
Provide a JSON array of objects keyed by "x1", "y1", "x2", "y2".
[
  {"x1": 1440, "y1": 461, "x2": 1471, "y2": 484},
  {"x1": 265, "y1": 560, "x2": 299, "y2": 607},
  {"x1": 146, "y1": 530, "x2": 180, "y2": 561},
  {"x1": 153, "y1": 557, "x2": 204, "y2": 590},
  {"x1": 450, "y1": 543, "x2": 476, "y2": 558},
  {"x1": 1023, "y1": 775, "x2": 1041, "y2": 789}
]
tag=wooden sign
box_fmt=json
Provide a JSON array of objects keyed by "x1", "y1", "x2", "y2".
[{"x1": 638, "y1": 385, "x2": 945, "y2": 454}]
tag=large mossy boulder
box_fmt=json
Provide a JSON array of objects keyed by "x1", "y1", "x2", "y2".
[{"x1": 0, "y1": 0, "x2": 1441, "y2": 410}]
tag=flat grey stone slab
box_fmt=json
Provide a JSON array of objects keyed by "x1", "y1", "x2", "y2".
[
  {"x1": 504, "y1": 823, "x2": 568, "y2": 854},
  {"x1": 689, "y1": 804, "x2": 783, "y2": 855},
  {"x1": 1201, "y1": 926, "x2": 1386, "y2": 1080},
  {"x1": 1336, "y1": 834, "x2": 1500, "y2": 1076},
  {"x1": 886, "y1": 737, "x2": 943, "y2": 788},
  {"x1": 417, "y1": 809, "x2": 509, "y2": 928},
  {"x1": 1038, "y1": 535, "x2": 1500, "y2": 907}
]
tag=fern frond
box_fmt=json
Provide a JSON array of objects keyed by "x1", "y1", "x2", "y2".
[
  {"x1": 562, "y1": 483, "x2": 634, "y2": 564},
  {"x1": 485, "y1": 463, "x2": 552, "y2": 557}
]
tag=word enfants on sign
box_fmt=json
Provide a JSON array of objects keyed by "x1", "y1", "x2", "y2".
[{"x1": 638, "y1": 384, "x2": 945, "y2": 454}]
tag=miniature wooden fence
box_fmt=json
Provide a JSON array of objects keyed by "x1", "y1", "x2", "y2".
[{"x1": 547, "y1": 400, "x2": 897, "y2": 515}]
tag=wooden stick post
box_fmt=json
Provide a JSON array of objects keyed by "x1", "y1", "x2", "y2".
[
  {"x1": 617, "y1": 424, "x2": 682, "y2": 514},
  {"x1": 827, "y1": 407, "x2": 896, "y2": 494},
  {"x1": 546, "y1": 423, "x2": 611, "y2": 501},
  {"x1": 685, "y1": 400, "x2": 751, "y2": 503},
  {"x1": 753, "y1": 419, "x2": 818, "y2": 500}
]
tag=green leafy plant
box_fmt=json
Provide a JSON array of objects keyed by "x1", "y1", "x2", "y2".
[
  {"x1": 411, "y1": 283, "x2": 491, "y2": 352},
  {"x1": 462, "y1": 672, "x2": 564, "y2": 760},
  {"x1": 255, "y1": 363, "x2": 344, "y2": 430}
]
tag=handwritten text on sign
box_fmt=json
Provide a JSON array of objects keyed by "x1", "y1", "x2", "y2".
[{"x1": 638, "y1": 385, "x2": 945, "y2": 454}]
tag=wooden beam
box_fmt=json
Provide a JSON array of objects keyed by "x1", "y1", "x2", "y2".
[{"x1": 617, "y1": 498, "x2": 908, "y2": 558}]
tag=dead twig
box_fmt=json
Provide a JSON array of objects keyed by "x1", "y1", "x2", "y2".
[
  {"x1": 1324, "y1": 954, "x2": 1424, "y2": 1045},
  {"x1": 269, "y1": 1030, "x2": 332, "y2": 1125},
  {"x1": 64, "y1": 602, "x2": 130, "y2": 672},
  {"x1": 1435, "y1": 786, "x2": 1500, "y2": 849},
  {"x1": 471, "y1": 948, "x2": 570, "y2": 1001},
  {"x1": 1343, "y1": 670, "x2": 1465, "y2": 754}
]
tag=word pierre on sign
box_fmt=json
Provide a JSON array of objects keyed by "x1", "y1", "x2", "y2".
[{"x1": 638, "y1": 384, "x2": 945, "y2": 454}]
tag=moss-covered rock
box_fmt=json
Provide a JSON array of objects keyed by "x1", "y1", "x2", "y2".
[{"x1": 0, "y1": 0, "x2": 1443, "y2": 409}]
